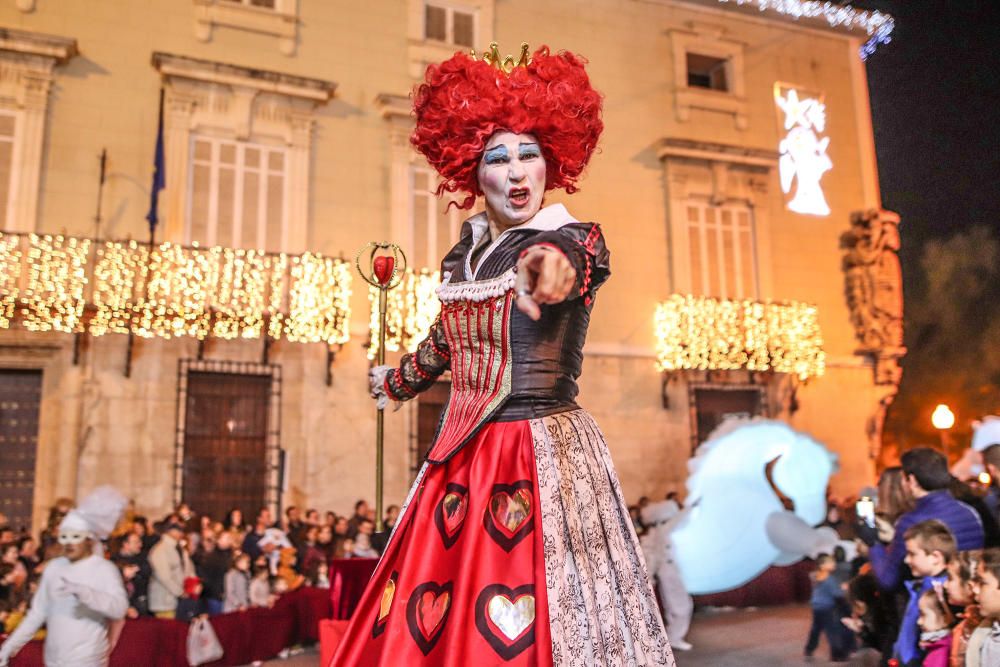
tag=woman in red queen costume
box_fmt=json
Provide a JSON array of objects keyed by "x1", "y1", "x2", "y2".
[{"x1": 332, "y1": 43, "x2": 674, "y2": 666}]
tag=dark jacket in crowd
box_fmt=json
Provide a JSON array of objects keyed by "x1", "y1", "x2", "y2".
[
  {"x1": 196, "y1": 548, "x2": 233, "y2": 602},
  {"x1": 176, "y1": 595, "x2": 208, "y2": 623},
  {"x1": 115, "y1": 552, "x2": 151, "y2": 598},
  {"x1": 949, "y1": 478, "x2": 1000, "y2": 548},
  {"x1": 241, "y1": 529, "x2": 266, "y2": 561},
  {"x1": 869, "y1": 490, "x2": 984, "y2": 591}
]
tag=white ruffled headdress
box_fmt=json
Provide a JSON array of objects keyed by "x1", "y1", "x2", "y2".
[{"x1": 59, "y1": 485, "x2": 128, "y2": 540}]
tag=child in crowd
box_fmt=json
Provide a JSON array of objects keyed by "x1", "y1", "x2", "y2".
[
  {"x1": 915, "y1": 587, "x2": 953, "y2": 667},
  {"x1": 842, "y1": 573, "x2": 896, "y2": 659},
  {"x1": 976, "y1": 548, "x2": 1000, "y2": 666},
  {"x1": 223, "y1": 552, "x2": 251, "y2": 612},
  {"x1": 176, "y1": 576, "x2": 208, "y2": 623},
  {"x1": 896, "y1": 520, "x2": 956, "y2": 667},
  {"x1": 249, "y1": 559, "x2": 273, "y2": 608},
  {"x1": 117, "y1": 560, "x2": 147, "y2": 618},
  {"x1": 339, "y1": 538, "x2": 355, "y2": 559},
  {"x1": 805, "y1": 553, "x2": 851, "y2": 662},
  {"x1": 944, "y1": 550, "x2": 988, "y2": 666},
  {"x1": 310, "y1": 561, "x2": 330, "y2": 589}
]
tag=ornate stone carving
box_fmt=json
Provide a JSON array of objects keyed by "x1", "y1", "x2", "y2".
[
  {"x1": 841, "y1": 208, "x2": 905, "y2": 385},
  {"x1": 842, "y1": 208, "x2": 905, "y2": 460}
]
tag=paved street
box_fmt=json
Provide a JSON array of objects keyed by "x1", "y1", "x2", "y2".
[{"x1": 263, "y1": 604, "x2": 881, "y2": 666}]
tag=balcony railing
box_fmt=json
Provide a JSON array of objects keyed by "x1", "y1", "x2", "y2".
[
  {"x1": 654, "y1": 294, "x2": 825, "y2": 381},
  {"x1": 0, "y1": 231, "x2": 351, "y2": 345}
]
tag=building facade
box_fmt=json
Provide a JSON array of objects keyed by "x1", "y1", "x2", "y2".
[{"x1": 0, "y1": 0, "x2": 902, "y2": 534}]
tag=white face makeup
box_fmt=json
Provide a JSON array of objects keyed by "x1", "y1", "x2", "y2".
[{"x1": 477, "y1": 131, "x2": 546, "y2": 231}]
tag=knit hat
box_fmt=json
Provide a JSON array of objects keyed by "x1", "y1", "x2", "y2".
[{"x1": 184, "y1": 576, "x2": 202, "y2": 598}]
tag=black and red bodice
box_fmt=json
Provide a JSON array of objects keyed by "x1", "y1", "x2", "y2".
[{"x1": 382, "y1": 204, "x2": 610, "y2": 464}]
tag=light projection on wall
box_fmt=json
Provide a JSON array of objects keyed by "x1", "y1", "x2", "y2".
[{"x1": 775, "y1": 85, "x2": 832, "y2": 217}]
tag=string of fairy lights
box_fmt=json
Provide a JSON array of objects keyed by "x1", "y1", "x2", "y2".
[
  {"x1": 367, "y1": 268, "x2": 441, "y2": 360},
  {"x1": 714, "y1": 0, "x2": 894, "y2": 60},
  {"x1": 654, "y1": 294, "x2": 826, "y2": 381},
  {"x1": 0, "y1": 231, "x2": 352, "y2": 346},
  {"x1": 1, "y1": 231, "x2": 828, "y2": 381}
]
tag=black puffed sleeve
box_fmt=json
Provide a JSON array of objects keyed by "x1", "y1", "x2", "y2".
[
  {"x1": 521, "y1": 222, "x2": 611, "y2": 306},
  {"x1": 383, "y1": 317, "x2": 451, "y2": 401}
]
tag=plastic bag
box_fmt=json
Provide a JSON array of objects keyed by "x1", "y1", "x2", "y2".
[{"x1": 187, "y1": 617, "x2": 224, "y2": 666}]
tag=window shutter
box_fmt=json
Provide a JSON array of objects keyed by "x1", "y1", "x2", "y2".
[
  {"x1": 453, "y1": 11, "x2": 475, "y2": 47},
  {"x1": 425, "y1": 5, "x2": 447, "y2": 42}
]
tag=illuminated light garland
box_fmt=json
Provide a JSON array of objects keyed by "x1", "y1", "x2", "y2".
[
  {"x1": 714, "y1": 0, "x2": 895, "y2": 60},
  {"x1": 0, "y1": 234, "x2": 21, "y2": 328},
  {"x1": 284, "y1": 253, "x2": 353, "y2": 345},
  {"x1": 21, "y1": 234, "x2": 90, "y2": 333},
  {"x1": 0, "y1": 231, "x2": 352, "y2": 345},
  {"x1": 367, "y1": 268, "x2": 441, "y2": 361},
  {"x1": 654, "y1": 294, "x2": 825, "y2": 381}
]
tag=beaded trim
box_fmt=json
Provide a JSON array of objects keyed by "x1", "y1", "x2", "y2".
[{"x1": 435, "y1": 268, "x2": 517, "y2": 304}]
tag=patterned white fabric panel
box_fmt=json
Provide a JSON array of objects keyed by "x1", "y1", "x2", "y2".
[{"x1": 530, "y1": 410, "x2": 676, "y2": 667}]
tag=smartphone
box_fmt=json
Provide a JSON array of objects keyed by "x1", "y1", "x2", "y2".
[{"x1": 856, "y1": 496, "x2": 875, "y2": 527}]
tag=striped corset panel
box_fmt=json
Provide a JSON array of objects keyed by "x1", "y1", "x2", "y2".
[{"x1": 426, "y1": 291, "x2": 514, "y2": 463}]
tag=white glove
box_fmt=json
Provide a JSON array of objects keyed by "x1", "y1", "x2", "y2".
[{"x1": 368, "y1": 365, "x2": 393, "y2": 411}]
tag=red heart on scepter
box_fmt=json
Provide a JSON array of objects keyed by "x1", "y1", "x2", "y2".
[{"x1": 373, "y1": 255, "x2": 395, "y2": 286}]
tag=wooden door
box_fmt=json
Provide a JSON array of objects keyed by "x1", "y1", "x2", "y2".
[
  {"x1": 182, "y1": 371, "x2": 270, "y2": 523},
  {"x1": 0, "y1": 369, "x2": 42, "y2": 533},
  {"x1": 692, "y1": 387, "x2": 762, "y2": 451}
]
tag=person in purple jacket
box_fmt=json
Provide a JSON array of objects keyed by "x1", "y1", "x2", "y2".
[{"x1": 864, "y1": 448, "x2": 985, "y2": 595}]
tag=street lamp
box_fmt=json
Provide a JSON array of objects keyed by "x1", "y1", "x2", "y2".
[{"x1": 932, "y1": 404, "x2": 955, "y2": 454}]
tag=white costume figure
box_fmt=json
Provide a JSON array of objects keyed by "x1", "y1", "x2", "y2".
[
  {"x1": 951, "y1": 415, "x2": 1000, "y2": 479},
  {"x1": 0, "y1": 486, "x2": 129, "y2": 667},
  {"x1": 670, "y1": 418, "x2": 838, "y2": 594},
  {"x1": 640, "y1": 500, "x2": 693, "y2": 651}
]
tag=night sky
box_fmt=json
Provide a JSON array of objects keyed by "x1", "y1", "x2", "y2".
[
  {"x1": 856, "y1": 1, "x2": 1000, "y2": 442},
  {"x1": 859, "y1": 1, "x2": 1000, "y2": 291}
]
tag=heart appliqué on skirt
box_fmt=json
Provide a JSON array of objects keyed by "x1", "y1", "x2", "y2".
[
  {"x1": 371, "y1": 571, "x2": 398, "y2": 639},
  {"x1": 488, "y1": 593, "x2": 535, "y2": 640},
  {"x1": 475, "y1": 583, "x2": 537, "y2": 659},
  {"x1": 406, "y1": 581, "x2": 453, "y2": 655},
  {"x1": 433, "y1": 483, "x2": 469, "y2": 549},
  {"x1": 483, "y1": 480, "x2": 534, "y2": 552}
]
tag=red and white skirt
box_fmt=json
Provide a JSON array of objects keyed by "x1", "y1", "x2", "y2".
[{"x1": 331, "y1": 409, "x2": 674, "y2": 666}]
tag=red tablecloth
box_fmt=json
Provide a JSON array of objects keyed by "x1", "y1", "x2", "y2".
[
  {"x1": 691, "y1": 560, "x2": 815, "y2": 608},
  {"x1": 329, "y1": 558, "x2": 378, "y2": 620},
  {"x1": 3, "y1": 585, "x2": 335, "y2": 667}
]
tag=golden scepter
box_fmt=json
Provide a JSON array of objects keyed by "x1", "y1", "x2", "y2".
[{"x1": 356, "y1": 242, "x2": 407, "y2": 532}]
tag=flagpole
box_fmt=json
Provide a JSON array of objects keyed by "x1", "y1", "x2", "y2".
[{"x1": 128, "y1": 87, "x2": 166, "y2": 378}]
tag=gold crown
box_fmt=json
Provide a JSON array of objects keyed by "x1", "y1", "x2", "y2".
[{"x1": 469, "y1": 42, "x2": 532, "y2": 74}]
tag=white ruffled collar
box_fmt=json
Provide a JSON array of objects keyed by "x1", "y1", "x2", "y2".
[{"x1": 464, "y1": 203, "x2": 578, "y2": 279}]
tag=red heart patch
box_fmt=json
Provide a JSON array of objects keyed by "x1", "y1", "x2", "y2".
[
  {"x1": 406, "y1": 581, "x2": 453, "y2": 655},
  {"x1": 373, "y1": 255, "x2": 395, "y2": 286},
  {"x1": 489, "y1": 489, "x2": 532, "y2": 536},
  {"x1": 483, "y1": 481, "x2": 535, "y2": 553},
  {"x1": 434, "y1": 483, "x2": 469, "y2": 549},
  {"x1": 417, "y1": 590, "x2": 450, "y2": 641}
]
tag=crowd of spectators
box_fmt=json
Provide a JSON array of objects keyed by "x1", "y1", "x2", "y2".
[
  {"x1": 0, "y1": 497, "x2": 398, "y2": 633},
  {"x1": 804, "y1": 446, "x2": 1000, "y2": 665}
]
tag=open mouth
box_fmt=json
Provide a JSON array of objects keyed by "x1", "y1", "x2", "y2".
[{"x1": 508, "y1": 187, "x2": 530, "y2": 207}]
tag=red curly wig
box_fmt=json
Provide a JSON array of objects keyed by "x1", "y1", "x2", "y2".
[{"x1": 411, "y1": 46, "x2": 603, "y2": 210}]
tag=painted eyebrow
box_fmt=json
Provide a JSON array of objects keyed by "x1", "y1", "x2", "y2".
[{"x1": 483, "y1": 145, "x2": 509, "y2": 158}]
